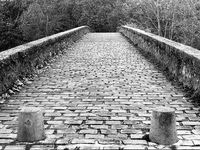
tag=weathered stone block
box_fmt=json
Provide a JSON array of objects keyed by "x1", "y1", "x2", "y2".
[
  {"x1": 17, "y1": 107, "x2": 46, "y2": 142},
  {"x1": 149, "y1": 107, "x2": 178, "y2": 145}
]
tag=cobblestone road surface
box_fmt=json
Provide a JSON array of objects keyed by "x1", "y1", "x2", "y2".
[{"x1": 0, "y1": 33, "x2": 200, "y2": 149}]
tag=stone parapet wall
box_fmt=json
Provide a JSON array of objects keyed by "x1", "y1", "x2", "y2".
[
  {"x1": 119, "y1": 25, "x2": 200, "y2": 98},
  {"x1": 0, "y1": 26, "x2": 91, "y2": 95}
]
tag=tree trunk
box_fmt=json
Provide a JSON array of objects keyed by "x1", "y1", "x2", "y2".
[
  {"x1": 45, "y1": 14, "x2": 49, "y2": 36},
  {"x1": 156, "y1": 0, "x2": 161, "y2": 36},
  {"x1": 170, "y1": 0, "x2": 175, "y2": 40}
]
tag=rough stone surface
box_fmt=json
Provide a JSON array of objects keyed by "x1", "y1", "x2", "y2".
[
  {"x1": 119, "y1": 25, "x2": 200, "y2": 102},
  {"x1": 0, "y1": 33, "x2": 199, "y2": 149},
  {"x1": 0, "y1": 26, "x2": 90, "y2": 95},
  {"x1": 150, "y1": 107, "x2": 178, "y2": 145},
  {"x1": 17, "y1": 107, "x2": 46, "y2": 142}
]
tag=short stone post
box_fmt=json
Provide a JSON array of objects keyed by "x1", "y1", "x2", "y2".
[
  {"x1": 149, "y1": 107, "x2": 178, "y2": 145},
  {"x1": 17, "y1": 107, "x2": 46, "y2": 142}
]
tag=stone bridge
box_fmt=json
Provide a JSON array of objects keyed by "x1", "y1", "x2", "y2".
[{"x1": 0, "y1": 26, "x2": 200, "y2": 149}]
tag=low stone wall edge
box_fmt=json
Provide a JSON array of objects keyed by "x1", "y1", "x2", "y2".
[
  {"x1": 0, "y1": 26, "x2": 91, "y2": 95},
  {"x1": 119, "y1": 25, "x2": 200, "y2": 97}
]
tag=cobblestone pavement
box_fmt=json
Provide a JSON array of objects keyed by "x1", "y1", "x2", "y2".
[{"x1": 0, "y1": 33, "x2": 200, "y2": 149}]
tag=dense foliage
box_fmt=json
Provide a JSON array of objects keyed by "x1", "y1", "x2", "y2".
[
  {"x1": 1, "y1": 0, "x2": 200, "y2": 52},
  {"x1": 127, "y1": 0, "x2": 200, "y2": 50}
]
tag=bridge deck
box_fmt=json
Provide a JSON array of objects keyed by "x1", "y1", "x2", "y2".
[{"x1": 0, "y1": 33, "x2": 200, "y2": 149}]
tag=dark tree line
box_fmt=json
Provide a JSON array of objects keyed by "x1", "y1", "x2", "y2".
[
  {"x1": 0, "y1": 0, "x2": 129, "y2": 52},
  {"x1": 1, "y1": 0, "x2": 200, "y2": 52}
]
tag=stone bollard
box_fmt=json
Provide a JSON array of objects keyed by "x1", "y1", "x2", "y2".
[
  {"x1": 17, "y1": 107, "x2": 46, "y2": 142},
  {"x1": 149, "y1": 107, "x2": 178, "y2": 145}
]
